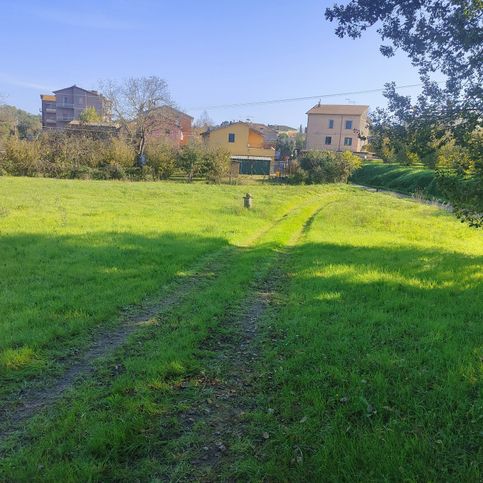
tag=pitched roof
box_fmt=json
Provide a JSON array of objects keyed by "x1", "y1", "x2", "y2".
[
  {"x1": 156, "y1": 105, "x2": 194, "y2": 120},
  {"x1": 202, "y1": 121, "x2": 274, "y2": 137},
  {"x1": 306, "y1": 104, "x2": 369, "y2": 116},
  {"x1": 52, "y1": 85, "x2": 103, "y2": 96}
]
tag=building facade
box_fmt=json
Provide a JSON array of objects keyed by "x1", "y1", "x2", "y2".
[
  {"x1": 40, "y1": 85, "x2": 110, "y2": 129},
  {"x1": 202, "y1": 122, "x2": 275, "y2": 174},
  {"x1": 147, "y1": 106, "x2": 193, "y2": 147},
  {"x1": 306, "y1": 104, "x2": 369, "y2": 152}
]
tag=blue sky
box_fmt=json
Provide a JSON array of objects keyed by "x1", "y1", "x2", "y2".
[{"x1": 0, "y1": 0, "x2": 429, "y2": 127}]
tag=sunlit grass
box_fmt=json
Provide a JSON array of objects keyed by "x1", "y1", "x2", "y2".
[{"x1": 0, "y1": 179, "x2": 481, "y2": 481}]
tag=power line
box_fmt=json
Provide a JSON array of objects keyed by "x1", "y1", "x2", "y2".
[{"x1": 187, "y1": 82, "x2": 440, "y2": 111}]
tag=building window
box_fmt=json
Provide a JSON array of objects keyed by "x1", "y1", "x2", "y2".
[
  {"x1": 345, "y1": 120, "x2": 353, "y2": 129},
  {"x1": 63, "y1": 96, "x2": 69, "y2": 105},
  {"x1": 344, "y1": 137, "x2": 352, "y2": 146},
  {"x1": 78, "y1": 97, "x2": 83, "y2": 105},
  {"x1": 328, "y1": 119, "x2": 334, "y2": 129},
  {"x1": 228, "y1": 133, "x2": 235, "y2": 143},
  {"x1": 325, "y1": 136, "x2": 332, "y2": 145}
]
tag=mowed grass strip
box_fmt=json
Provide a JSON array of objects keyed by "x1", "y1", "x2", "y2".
[
  {"x1": 230, "y1": 189, "x2": 482, "y2": 481},
  {"x1": 0, "y1": 192, "x2": 336, "y2": 481},
  {"x1": 0, "y1": 177, "x2": 325, "y2": 399}
]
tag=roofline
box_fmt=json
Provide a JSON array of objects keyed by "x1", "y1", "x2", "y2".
[
  {"x1": 202, "y1": 121, "x2": 272, "y2": 136},
  {"x1": 157, "y1": 105, "x2": 194, "y2": 119},
  {"x1": 306, "y1": 104, "x2": 370, "y2": 115},
  {"x1": 52, "y1": 85, "x2": 104, "y2": 96}
]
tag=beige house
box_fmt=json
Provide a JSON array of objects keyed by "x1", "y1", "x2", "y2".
[
  {"x1": 306, "y1": 104, "x2": 369, "y2": 152},
  {"x1": 202, "y1": 122, "x2": 275, "y2": 174}
]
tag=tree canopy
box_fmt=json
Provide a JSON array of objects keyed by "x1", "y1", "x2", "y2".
[{"x1": 325, "y1": 0, "x2": 483, "y2": 138}]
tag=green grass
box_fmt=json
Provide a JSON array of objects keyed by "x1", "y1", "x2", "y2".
[
  {"x1": 0, "y1": 177, "x2": 481, "y2": 481},
  {"x1": 236, "y1": 191, "x2": 482, "y2": 481},
  {"x1": 351, "y1": 161, "x2": 442, "y2": 198},
  {"x1": 0, "y1": 177, "x2": 324, "y2": 400}
]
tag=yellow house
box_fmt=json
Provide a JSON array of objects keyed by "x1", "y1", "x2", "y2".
[{"x1": 202, "y1": 122, "x2": 275, "y2": 174}]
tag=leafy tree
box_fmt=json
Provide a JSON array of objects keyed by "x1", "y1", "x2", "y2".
[
  {"x1": 0, "y1": 105, "x2": 41, "y2": 141},
  {"x1": 79, "y1": 106, "x2": 101, "y2": 124},
  {"x1": 325, "y1": 0, "x2": 483, "y2": 143}
]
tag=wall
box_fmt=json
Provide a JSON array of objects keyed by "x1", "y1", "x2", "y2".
[{"x1": 306, "y1": 112, "x2": 367, "y2": 152}]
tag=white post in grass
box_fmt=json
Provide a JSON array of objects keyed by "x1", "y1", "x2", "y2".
[{"x1": 243, "y1": 193, "x2": 253, "y2": 209}]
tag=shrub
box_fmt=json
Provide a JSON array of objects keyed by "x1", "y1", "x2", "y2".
[
  {"x1": 298, "y1": 150, "x2": 361, "y2": 184},
  {"x1": 105, "y1": 138, "x2": 136, "y2": 168},
  {"x1": 203, "y1": 147, "x2": 231, "y2": 183},
  {"x1": 1, "y1": 137, "x2": 42, "y2": 176},
  {"x1": 436, "y1": 142, "x2": 473, "y2": 175},
  {"x1": 145, "y1": 142, "x2": 176, "y2": 179}
]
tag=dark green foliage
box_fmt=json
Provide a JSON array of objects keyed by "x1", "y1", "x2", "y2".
[
  {"x1": 436, "y1": 169, "x2": 482, "y2": 227},
  {"x1": 325, "y1": 1, "x2": 482, "y2": 142},
  {"x1": 297, "y1": 150, "x2": 361, "y2": 184},
  {"x1": 175, "y1": 143, "x2": 231, "y2": 183}
]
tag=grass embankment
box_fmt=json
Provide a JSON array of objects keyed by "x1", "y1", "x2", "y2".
[
  {"x1": 0, "y1": 178, "x2": 481, "y2": 481},
  {"x1": 351, "y1": 161, "x2": 442, "y2": 198}
]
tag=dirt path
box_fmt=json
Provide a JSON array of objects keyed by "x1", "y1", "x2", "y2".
[
  {"x1": 0, "y1": 199, "x2": 319, "y2": 443},
  {"x1": 164, "y1": 206, "x2": 325, "y2": 481},
  {"x1": 0, "y1": 250, "x2": 227, "y2": 441},
  {"x1": 352, "y1": 183, "x2": 453, "y2": 211}
]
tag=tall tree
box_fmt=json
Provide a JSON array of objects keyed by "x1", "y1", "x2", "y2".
[
  {"x1": 325, "y1": 0, "x2": 483, "y2": 141},
  {"x1": 101, "y1": 76, "x2": 173, "y2": 157}
]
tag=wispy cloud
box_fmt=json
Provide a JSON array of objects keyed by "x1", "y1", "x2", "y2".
[
  {"x1": 0, "y1": 74, "x2": 52, "y2": 92},
  {"x1": 26, "y1": 6, "x2": 138, "y2": 31}
]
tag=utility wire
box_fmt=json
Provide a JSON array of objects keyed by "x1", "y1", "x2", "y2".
[{"x1": 187, "y1": 82, "x2": 441, "y2": 111}]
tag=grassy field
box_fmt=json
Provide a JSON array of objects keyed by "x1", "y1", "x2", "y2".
[
  {"x1": 350, "y1": 161, "x2": 442, "y2": 198},
  {"x1": 0, "y1": 177, "x2": 481, "y2": 481}
]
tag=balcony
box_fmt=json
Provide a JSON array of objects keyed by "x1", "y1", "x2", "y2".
[
  {"x1": 45, "y1": 108, "x2": 56, "y2": 113},
  {"x1": 45, "y1": 118, "x2": 56, "y2": 124},
  {"x1": 57, "y1": 103, "x2": 75, "y2": 109}
]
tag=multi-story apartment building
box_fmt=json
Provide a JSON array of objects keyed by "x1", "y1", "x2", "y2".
[
  {"x1": 40, "y1": 85, "x2": 110, "y2": 129},
  {"x1": 306, "y1": 104, "x2": 369, "y2": 152}
]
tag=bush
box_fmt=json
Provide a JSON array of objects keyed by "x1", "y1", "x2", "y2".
[
  {"x1": 203, "y1": 147, "x2": 231, "y2": 183},
  {"x1": 1, "y1": 137, "x2": 42, "y2": 176},
  {"x1": 436, "y1": 142, "x2": 474, "y2": 175},
  {"x1": 105, "y1": 138, "x2": 136, "y2": 168},
  {"x1": 145, "y1": 142, "x2": 176, "y2": 180},
  {"x1": 298, "y1": 150, "x2": 361, "y2": 184}
]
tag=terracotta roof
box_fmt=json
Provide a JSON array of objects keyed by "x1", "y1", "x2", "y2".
[
  {"x1": 306, "y1": 104, "x2": 369, "y2": 116},
  {"x1": 156, "y1": 105, "x2": 194, "y2": 120},
  {"x1": 202, "y1": 121, "x2": 274, "y2": 137},
  {"x1": 41, "y1": 95, "x2": 56, "y2": 101}
]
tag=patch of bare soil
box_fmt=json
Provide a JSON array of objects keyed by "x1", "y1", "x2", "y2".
[
  {"x1": 163, "y1": 207, "x2": 327, "y2": 481},
  {"x1": 172, "y1": 274, "x2": 279, "y2": 481}
]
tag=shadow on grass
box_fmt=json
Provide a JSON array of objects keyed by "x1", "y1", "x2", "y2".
[
  {"x1": 258, "y1": 241, "x2": 482, "y2": 481},
  {"x1": 0, "y1": 231, "x2": 228, "y2": 382}
]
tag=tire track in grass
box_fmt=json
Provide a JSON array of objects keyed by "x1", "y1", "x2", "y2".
[
  {"x1": 0, "y1": 195, "x2": 323, "y2": 442},
  {"x1": 164, "y1": 201, "x2": 331, "y2": 481}
]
